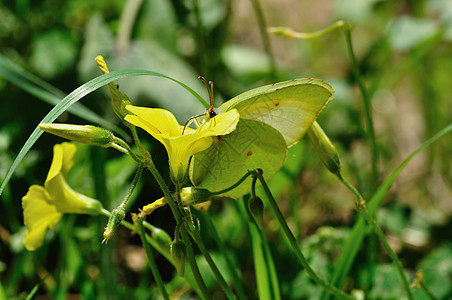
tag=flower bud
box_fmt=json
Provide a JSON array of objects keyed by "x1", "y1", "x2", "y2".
[
  {"x1": 95, "y1": 56, "x2": 133, "y2": 124},
  {"x1": 249, "y1": 196, "x2": 264, "y2": 229},
  {"x1": 180, "y1": 187, "x2": 213, "y2": 205},
  {"x1": 39, "y1": 123, "x2": 115, "y2": 147},
  {"x1": 103, "y1": 205, "x2": 126, "y2": 243},
  {"x1": 152, "y1": 227, "x2": 172, "y2": 252},
  {"x1": 307, "y1": 121, "x2": 342, "y2": 176},
  {"x1": 170, "y1": 240, "x2": 186, "y2": 276},
  {"x1": 108, "y1": 84, "x2": 133, "y2": 122}
]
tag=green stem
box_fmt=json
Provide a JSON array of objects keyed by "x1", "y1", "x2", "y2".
[
  {"x1": 338, "y1": 175, "x2": 413, "y2": 300},
  {"x1": 136, "y1": 219, "x2": 170, "y2": 300},
  {"x1": 210, "y1": 170, "x2": 254, "y2": 196},
  {"x1": 342, "y1": 26, "x2": 378, "y2": 190},
  {"x1": 112, "y1": 136, "x2": 142, "y2": 163},
  {"x1": 180, "y1": 225, "x2": 211, "y2": 300},
  {"x1": 117, "y1": 0, "x2": 143, "y2": 54},
  {"x1": 131, "y1": 126, "x2": 147, "y2": 155},
  {"x1": 420, "y1": 278, "x2": 436, "y2": 300},
  {"x1": 100, "y1": 208, "x2": 173, "y2": 264},
  {"x1": 186, "y1": 225, "x2": 236, "y2": 300},
  {"x1": 122, "y1": 163, "x2": 144, "y2": 208},
  {"x1": 191, "y1": 0, "x2": 208, "y2": 76},
  {"x1": 144, "y1": 160, "x2": 210, "y2": 299},
  {"x1": 177, "y1": 184, "x2": 232, "y2": 299},
  {"x1": 250, "y1": 0, "x2": 277, "y2": 78},
  {"x1": 255, "y1": 172, "x2": 354, "y2": 300},
  {"x1": 202, "y1": 213, "x2": 247, "y2": 300},
  {"x1": 268, "y1": 20, "x2": 346, "y2": 39}
]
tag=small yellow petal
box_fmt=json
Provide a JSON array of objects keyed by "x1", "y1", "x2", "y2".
[
  {"x1": 22, "y1": 185, "x2": 62, "y2": 251},
  {"x1": 197, "y1": 109, "x2": 240, "y2": 136}
]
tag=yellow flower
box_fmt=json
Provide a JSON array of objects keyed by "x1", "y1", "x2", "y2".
[
  {"x1": 22, "y1": 143, "x2": 102, "y2": 251},
  {"x1": 124, "y1": 105, "x2": 239, "y2": 184}
]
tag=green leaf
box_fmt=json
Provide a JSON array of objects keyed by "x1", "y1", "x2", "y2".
[{"x1": 0, "y1": 69, "x2": 204, "y2": 196}]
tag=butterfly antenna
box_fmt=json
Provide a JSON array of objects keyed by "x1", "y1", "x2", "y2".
[
  {"x1": 198, "y1": 76, "x2": 216, "y2": 112},
  {"x1": 198, "y1": 76, "x2": 212, "y2": 105},
  {"x1": 209, "y1": 80, "x2": 214, "y2": 109}
]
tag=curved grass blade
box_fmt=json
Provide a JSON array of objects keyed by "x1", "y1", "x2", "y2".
[
  {"x1": 323, "y1": 123, "x2": 452, "y2": 299},
  {"x1": 0, "y1": 54, "x2": 128, "y2": 137},
  {"x1": 0, "y1": 69, "x2": 204, "y2": 196}
]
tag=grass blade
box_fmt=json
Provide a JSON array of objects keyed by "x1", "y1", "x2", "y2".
[{"x1": 0, "y1": 54, "x2": 127, "y2": 137}]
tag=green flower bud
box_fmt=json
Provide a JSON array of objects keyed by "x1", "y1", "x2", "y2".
[
  {"x1": 307, "y1": 121, "x2": 342, "y2": 176},
  {"x1": 95, "y1": 55, "x2": 133, "y2": 125},
  {"x1": 249, "y1": 196, "x2": 264, "y2": 229},
  {"x1": 151, "y1": 227, "x2": 172, "y2": 252},
  {"x1": 39, "y1": 123, "x2": 115, "y2": 147},
  {"x1": 108, "y1": 84, "x2": 133, "y2": 122},
  {"x1": 170, "y1": 240, "x2": 186, "y2": 276},
  {"x1": 180, "y1": 187, "x2": 213, "y2": 205},
  {"x1": 103, "y1": 205, "x2": 126, "y2": 243}
]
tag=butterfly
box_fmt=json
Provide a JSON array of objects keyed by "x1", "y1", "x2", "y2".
[{"x1": 189, "y1": 78, "x2": 334, "y2": 198}]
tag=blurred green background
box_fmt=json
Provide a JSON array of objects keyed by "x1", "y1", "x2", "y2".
[{"x1": 1, "y1": 0, "x2": 452, "y2": 299}]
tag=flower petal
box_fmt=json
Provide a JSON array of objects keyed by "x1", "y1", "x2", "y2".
[
  {"x1": 44, "y1": 143, "x2": 102, "y2": 215},
  {"x1": 45, "y1": 173, "x2": 102, "y2": 214},
  {"x1": 45, "y1": 142, "x2": 77, "y2": 184},
  {"x1": 22, "y1": 185, "x2": 62, "y2": 251},
  {"x1": 197, "y1": 109, "x2": 240, "y2": 137},
  {"x1": 125, "y1": 106, "x2": 182, "y2": 138}
]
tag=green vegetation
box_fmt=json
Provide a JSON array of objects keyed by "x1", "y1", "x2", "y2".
[{"x1": 1, "y1": 1, "x2": 452, "y2": 299}]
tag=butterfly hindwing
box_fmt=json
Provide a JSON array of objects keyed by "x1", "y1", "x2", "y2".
[{"x1": 189, "y1": 119, "x2": 287, "y2": 198}]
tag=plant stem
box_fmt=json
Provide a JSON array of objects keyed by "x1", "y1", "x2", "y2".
[
  {"x1": 136, "y1": 219, "x2": 170, "y2": 300},
  {"x1": 144, "y1": 160, "x2": 210, "y2": 299},
  {"x1": 250, "y1": 0, "x2": 277, "y2": 78},
  {"x1": 117, "y1": 0, "x2": 143, "y2": 54},
  {"x1": 338, "y1": 175, "x2": 414, "y2": 300},
  {"x1": 112, "y1": 136, "x2": 142, "y2": 163},
  {"x1": 255, "y1": 172, "x2": 355, "y2": 300},
  {"x1": 176, "y1": 185, "x2": 237, "y2": 300},
  {"x1": 121, "y1": 163, "x2": 144, "y2": 208},
  {"x1": 201, "y1": 213, "x2": 247, "y2": 300},
  {"x1": 100, "y1": 208, "x2": 173, "y2": 263},
  {"x1": 210, "y1": 170, "x2": 254, "y2": 196},
  {"x1": 342, "y1": 26, "x2": 378, "y2": 190},
  {"x1": 268, "y1": 20, "x2": 346, "y2": 39},
  {"x1": 191, "y1": 0, "x2": 208, "y2": 76},
  {"x1": 180, "y1": 225, "x2": 211, "y2": 300},
  {"x1": 420, "y1": 279, "x2": 437, "y2": 300}
]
